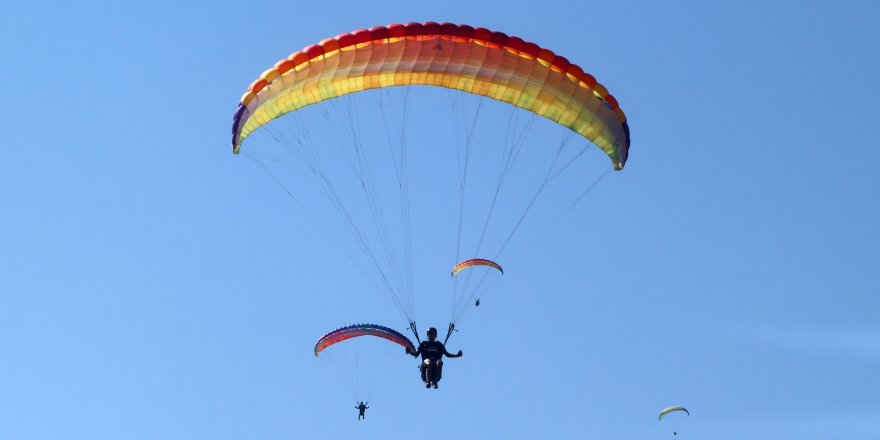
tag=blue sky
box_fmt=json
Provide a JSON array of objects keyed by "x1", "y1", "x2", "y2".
[{"x1": 2, "y1": 1, "x2": 879, "y2": 439}]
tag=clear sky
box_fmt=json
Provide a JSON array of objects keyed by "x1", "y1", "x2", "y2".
[{"x1": 2, "y1": 1, "x2": 879, "y2": 439}]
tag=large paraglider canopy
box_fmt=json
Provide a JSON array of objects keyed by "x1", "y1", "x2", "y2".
[{"x1": 231, "y1": 22, "x2": 630, "y2": 169}]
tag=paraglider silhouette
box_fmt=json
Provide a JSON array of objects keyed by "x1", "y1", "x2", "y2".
[{"x1": 659, "y1": 406, "x2": 689, "y2": 436}]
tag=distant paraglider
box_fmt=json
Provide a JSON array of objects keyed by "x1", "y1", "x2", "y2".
[
  {"x1": 314, "y1": 324, "x2": 415, "y2": 406},
  {"x1": 659, "y1": 406, "x2": 690, "y2": 436},
  {"x1": 452, "y1": 259, "x2": 502, "y2": 311}
]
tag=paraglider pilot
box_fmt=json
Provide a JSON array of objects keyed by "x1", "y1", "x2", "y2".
[
  {"x1": 355, "y1": 401, "x2": 369, "y2": 420},
  {"x1": 406, "y1": 327, "x2": 462, "y2": 388}
]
